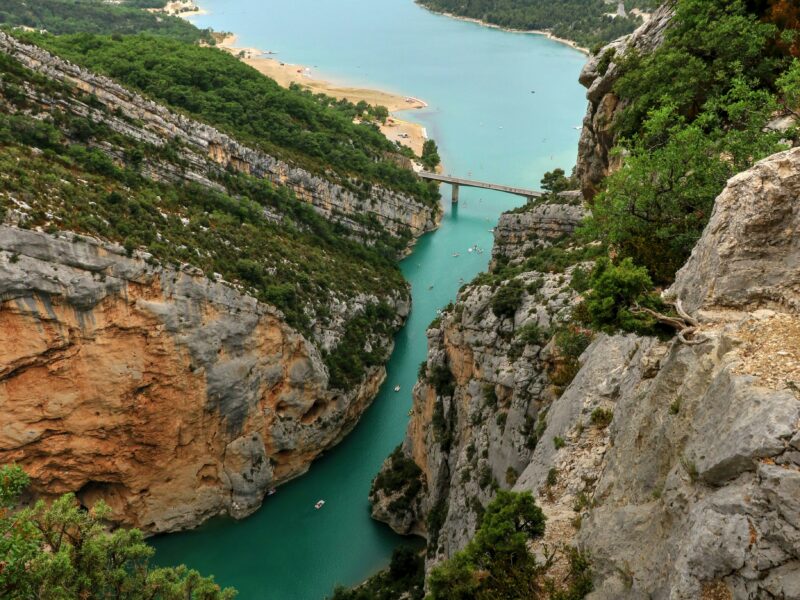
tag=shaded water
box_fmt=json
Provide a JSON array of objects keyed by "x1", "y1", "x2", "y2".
[{"x1": 152, "y1": 1, "x2": 587, "y2": 597}]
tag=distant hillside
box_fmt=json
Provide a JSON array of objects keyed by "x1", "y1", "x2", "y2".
[
  {"x1": 417, "y1": 0, "x2": 661, "y2": 50},
  {"x1": 0, "y1": 0, "x2": 210, "y2": 42}
]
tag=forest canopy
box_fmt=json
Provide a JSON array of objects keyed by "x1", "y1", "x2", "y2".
[
  {"x1": 0, "y1": 0, "x2": 211, "y2": 43},
  {"x1": 417, "y1": 0, "x2": 660, "y2": 49}
]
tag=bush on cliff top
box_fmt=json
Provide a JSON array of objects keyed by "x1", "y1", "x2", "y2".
[
  {"x1": 0, "y1": 465, "x2": 236, "y2": 599},
  {"x1": 577, "y1": 257, "x2": 665, "y2": 335}
]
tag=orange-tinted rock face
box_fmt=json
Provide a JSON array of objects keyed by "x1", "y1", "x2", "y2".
[{"x1": 0, "y1": 226, "x2": 390, "y2": 533}]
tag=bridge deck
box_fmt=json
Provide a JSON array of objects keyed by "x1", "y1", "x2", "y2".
[{"x1": 419, "y1": 171, "x2": 542, "y2": 198}]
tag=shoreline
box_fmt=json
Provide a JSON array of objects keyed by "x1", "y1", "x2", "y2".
[
  {"x1": 423, "y1": 9, "x2": 591, "y2": 55},
  {"x1": 215, "y1": 34, "x2": 430, "y2": 157}
]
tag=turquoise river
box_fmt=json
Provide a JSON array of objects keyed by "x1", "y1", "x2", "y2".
[{"x1": 151, "y1": 1, "x2": 588, "y2": 597}]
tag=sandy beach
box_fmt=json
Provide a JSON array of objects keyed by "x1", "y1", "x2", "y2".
[{"x1": 214, "y1": 33, "x2": 430, "y2": 156}]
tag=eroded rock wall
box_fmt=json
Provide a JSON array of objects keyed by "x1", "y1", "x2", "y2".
[
  {"x1": 0, "y1": 225, "x2": 402, "y2": 533},
  {"x1": 0, "y1": 32, "x2": 440, "y2": 242},
  {"x1": 402, "y1": 147, "x2": 800, "y2": 596},
  {"x1": 575, "y1": 3, "x2": 673, "y2": 200},
  {"x1": 371, "y1": 203, "x2": 587, "y2": 566},
  {"x1": 374, "y1": 126, "x2": 800, "y2": 598},
  {"x1": 492, "y1": 203, "x2": 585, "y2": 264}
]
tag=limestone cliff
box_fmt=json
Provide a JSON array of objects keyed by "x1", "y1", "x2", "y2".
[
  {"x1": 370, "y1": 201, "x2": 589, "y2": 565},
  {"x1": 375, "y1": 148, "x2": 800, "y2": 597},
  {"x1": 575, "y1": 3, "x2": 673, "y2": 200},
  {"x1": 0, "y1": 31, "x2": 440, "y2": 243},
  {"x1": 0, "y1": 225, "x2": 406, "y2": 533},
  {"x1": 0, "y1": 34, "x2": 428, "y2": 535}
]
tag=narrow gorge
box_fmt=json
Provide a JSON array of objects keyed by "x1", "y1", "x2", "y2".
[
  {"x1": 370, "y1": 2, "x2": 800, "y2": 597},
  {"x1": 0, "y1": 30, "x2": 437, "y2": 534}
]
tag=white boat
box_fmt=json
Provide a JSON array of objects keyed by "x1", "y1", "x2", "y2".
[
  {"x1": 468, "y1": 248, "x2": 473, "y2": 253},
  {"x1": 267, "y1": 488, "x2": 276, "y2": 496},
  {"x1": 452, "y1": 252, "x2": 460, "y2": 257},
  {"x1": 315, "y1": 500, "x2": 325, "y2": 510},
  {"x1": 394, "y1": 385, "x2": 401, "y2": 392}
]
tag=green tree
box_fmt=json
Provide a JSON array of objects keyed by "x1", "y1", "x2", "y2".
[
  {"x1": 578, "y1": 258, "x2": 659, "y2": 334},
  {"x1": 426, "y1": 491, "x2": 547, "y2": 600},
  {"x1": 421, "y1": 139, "x2": 441, "y2": 170},
  {"x1": 584, "y1": 83, "x2": 783, "y2": 283},
  {"x1": 0, "y1": 465, "x2": 236, "y2": 599},
  {"x1": 540, "y1": 168, "x2": 571, "y2": 194}
]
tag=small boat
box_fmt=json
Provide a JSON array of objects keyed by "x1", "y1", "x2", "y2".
[
  {"x1": 428, "y1": 284, "x2": 434, "y2": 290},
  {"x1": 452, "y1": 252, "x2": 460, "y2": 258},
  {"x1": 468, "y1": 248, "x2": 473, "y2": 253},
  {"x1": 315, "y1": 500, "x2": 326, "y2": 510},
  {"x1": 408, "y1": 409, "x2": 414, "y2": 416},
  {"x1": 267, "y1": 488, "x2": 276, "y2": 496},
  {"x1": 394, "y1": 385, "x2": 401, "y2": 392}
]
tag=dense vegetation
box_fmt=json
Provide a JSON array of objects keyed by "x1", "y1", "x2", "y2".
[
  {"x1": 417, "y1": 0, "x2": 659, "y2": 49},
  {"x1": 0, "y1": 0, "x2": 210, "y2": 43},
  {"x1": 23, "y1": 33, "x2": 439, "y2": 206},
  {"x1": 0, "y1": 51, "x2": 407, "y2": 389},
  {"x1": 0, "y1": 465, "x2": 236, "y2": 599},
  {"x1": 427, "y1": 491, "x2": 592, "y2": 599},
  {"x1": 584, "y1": 0, "x2": 799, "y2": 284}
]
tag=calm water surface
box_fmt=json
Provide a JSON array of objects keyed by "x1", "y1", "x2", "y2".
[{"x1": 152, "y1": 1, "x2": 587, "y2": 597}]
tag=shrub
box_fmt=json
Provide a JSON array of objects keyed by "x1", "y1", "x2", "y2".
[
  {"x1": 505, "y1": 466, "x2": 519, "y2": 486},
  {"x1": 570, "y1": 265, "x2": 591, "y2": 293},
  {"x1": 371, "y1": 446, "x2": 422, "y2": 503},
  {"x1": 496, "y1": 412, "x2": 507, "y2": 430},
  {"x1": 590, "y1": 408, "x2": 613, "y2": 429},
  {"x1": 548, "y1": 325, "x2": 593, "y2": 389},
  {"x1": 426, "y1": 491, "x2": 547, "y2": 599},
  {"x1": 546, "y1": 467, "x2": 558, "y2": 487},
  {"x1": 0, "y1": 465, "x2": 235, "y2": 599},
  {"x1": 553, "y1": 436, "x2": 566, "y2": 450},
  {"x1": 482, "y1": 384, "x2": 498, "y2": 407},
  {"x1": 578, "y1": 257, "x2": 661, "y2": 334},
  {"x1": 516, "y1": 321, "x2": 548, "y2": 346},
  {"x1": 491, "y1": 279, "x2": 524, "y2": 319},
  {"x1": 431, "y1": 399, "x2": 452, "y2": 450}
]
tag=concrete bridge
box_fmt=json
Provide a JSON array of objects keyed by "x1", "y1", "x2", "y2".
[{"x1": 419, "y1": 171, "x2": 543, "y2": 203}]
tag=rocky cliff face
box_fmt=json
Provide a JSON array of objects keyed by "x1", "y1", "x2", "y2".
[
  {"x1": 575, "y1": 3, "x2": 673, "y2": 200},
  {"x1": 491, "y1": 202, "x2": 585, "y2": 264},
  {"x1": 521, "y1": 151, "x2": 800, "y2": 597},
  {"x1": 0, "y1": 33, "x2": 430, "y2": 534},
  {"x1": 0, "y1": 225, "x2": 406, "y2": 533},
  {"x1": 0, "y1": 32, "x2": 440, "y2": 243},
  {"x1": 377, "y1": 147, "x2": 800, "y2": 597},
  {"x1": 370, "y1": 202, "x2": 589, "y2": 565}
]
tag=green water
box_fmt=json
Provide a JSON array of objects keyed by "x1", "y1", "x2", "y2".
[{"x1": 151, "y1": 1, "x2": 587, "y2": 598}]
